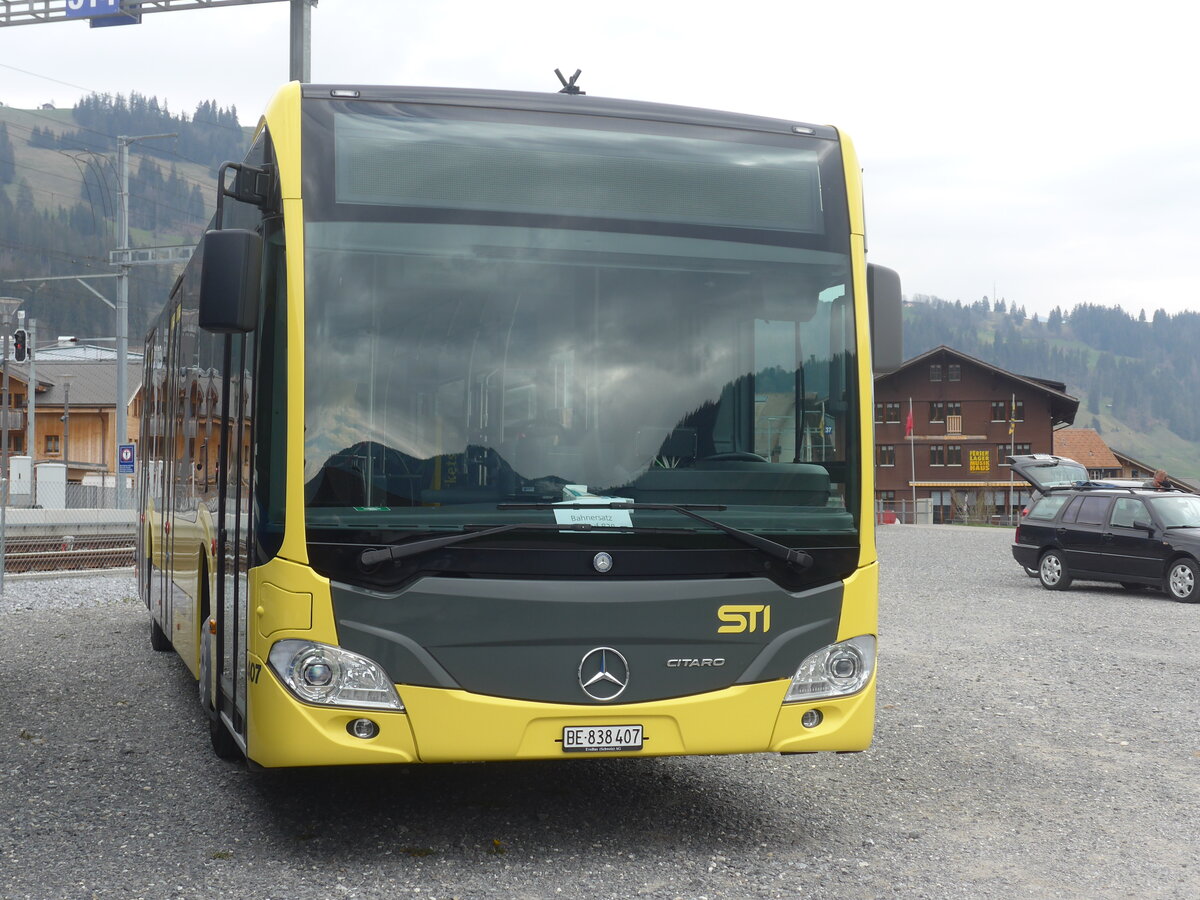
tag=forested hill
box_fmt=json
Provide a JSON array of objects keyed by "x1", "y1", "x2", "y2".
[
  {"x1": 0, "y1": 92, "x2": 249, "y2": 345},
  {"x1": 905, "y1": 297, "x2": 1200, "y2": 479}
]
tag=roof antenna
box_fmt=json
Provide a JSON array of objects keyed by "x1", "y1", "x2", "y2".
[{"x1": 555, "y1": 68, "x2": 586, "y2": 95}]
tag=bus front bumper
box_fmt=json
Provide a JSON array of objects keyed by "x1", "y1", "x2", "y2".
[{"x1": 245, "y1": 655, "x2": 876, "y2": 767}]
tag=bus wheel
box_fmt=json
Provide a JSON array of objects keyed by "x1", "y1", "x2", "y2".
[{"x1": 200, "y1": 625, "x2": 243, "y2": 761}]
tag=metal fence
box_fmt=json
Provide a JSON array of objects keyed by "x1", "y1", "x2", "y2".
[
  {"x1": 1, "y1": 507, "x2": 136, "y2": 575},
  {"x1": 875, "y1": 497, "x2": 1022, "y2": 527},
  {"x1": 7, "y1": 481, "x2": 130, "y2": 511}
]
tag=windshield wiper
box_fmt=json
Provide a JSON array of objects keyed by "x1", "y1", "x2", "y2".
[
  {"x1": 360, "y1": 522, "x2": 673, "y2": 567},
  {"x1": 501, "y1": 502, "x2": 814, "y2": 571}
]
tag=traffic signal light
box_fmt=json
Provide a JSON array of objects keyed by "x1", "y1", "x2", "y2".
[{"x1": 12, "y1": 328, "x2": 27, "y2": 363}]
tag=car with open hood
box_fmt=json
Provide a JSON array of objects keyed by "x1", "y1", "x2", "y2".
[{"x1": 1009, "y1": 454, "x2": 1200, "y2": 601}]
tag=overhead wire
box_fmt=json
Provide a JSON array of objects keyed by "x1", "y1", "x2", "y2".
[
  {"x1": 5, "y1": 153, "x2": 210, "y2": 227},
  {"x1": 0, "y1": 238, "x2": 109, "y2": 267},
  {"x1": 0, "y1": 64, "x2": 228, "y2": 318},
  {"x1": 0, "y1": 66, "x2": 248, "y2": 195},
  {"x1": 1, "y1": 105, "x2": 229, "y2": 227},
  {"x1": 0, "y1": 61, "x2": 248, "y2": 137},
  {"x1": 2, "y1": 107, "x2": 235, "y2": 197}
]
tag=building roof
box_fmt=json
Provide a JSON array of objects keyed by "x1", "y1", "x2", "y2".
[
  {"x1": 875, "y1": 344, "x2": 1079, "y2": 426},
  {"x1": 1109, "y1": 446, "x2": 1200, "y2": 494},
  {"x1": 1053, "y1": 428, "x2": 1121, "y2": 470},
  {"x1": 7, "y1": 360, "x2": 142, "y2": 407},
  {"x1": 35, "y1": 344, "x2": 144, "y2": 362}
]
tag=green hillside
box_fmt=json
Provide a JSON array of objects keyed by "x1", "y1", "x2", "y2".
[
  {"x1": 0, "y1": 94, "x2": 249, "y2": 343},
  {"x1": 904, "y1": 298, "x2": 1200, "y2": 482}
]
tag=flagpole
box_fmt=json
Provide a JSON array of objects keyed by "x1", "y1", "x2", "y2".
[
  {"x1": 909, "y1": 397, "x2": 916, "y2": 521},
  {"x1": 1008, "y1": 392, "x2": 1016, "y2": 524}
]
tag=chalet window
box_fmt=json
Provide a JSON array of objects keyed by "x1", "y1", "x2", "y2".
[
  {"x1": 885, "y1": 401, "x2": 901, "y2": 423},
  {"x1": 997, "y1": 443, "x2": 1032, "y2": 463},
  {"x1": 930, "y1": 365, "x2": 942, "y2": 382},
  {"x1": 45, "y1": 435, "x2": 60, "y2": 454},
  {"x1": 991, "y1": 401, "x2": 1006, "y2": 422},
  {"x1": 1014, "y1": 401, "x2": 1024, "y2": 422},
  {"x1": 929, "y1": 401, "x2": 944, "y2": 422},
  {"x1": 947, "y1": 444, "x2": 963, "y2": 466},
  {"x1": 946, "y1": 401, "x2": 962, "y2": 418},
  {"x1": 874, "y1": 402, "x2": 884, "y2": 424},
  {"x1": 948, "y1": 364, "x2": 961, "y2": 381},
  {"x1": 930, "y1": 444, "x2": 945, "y2": 466},
  {"x1": 877, "y1": 444, "x2": 896, "y2": 466}
]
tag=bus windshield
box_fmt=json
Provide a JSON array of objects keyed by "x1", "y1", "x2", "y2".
[{"x1": 301, "y1": 101, "x2": 858, "y2": 540}]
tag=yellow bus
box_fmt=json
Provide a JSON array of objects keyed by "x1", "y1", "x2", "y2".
[{"x1": 138, "y1": 81, "x2": 901, "y2": 767}]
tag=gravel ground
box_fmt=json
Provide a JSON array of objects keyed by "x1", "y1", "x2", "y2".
[{"x1": 1, "y1": 525, "x2": 1198, "y2": 899}]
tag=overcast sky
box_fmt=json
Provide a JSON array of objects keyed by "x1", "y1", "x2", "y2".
[{"x1": 3, "y1": 0, "x2": 1197, "y2": 318}]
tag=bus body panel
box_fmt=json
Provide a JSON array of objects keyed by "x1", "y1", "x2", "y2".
[
  {"x1": 329, "y1": 575, "x2": 842, "y2": 704},
  {"x1": 770, "y1": 679, "x2": 876, "y2": 753},
  {"x1": 246, "y1": 651, "x2": 421, "y2": 767},
  {"x1": 278, "y1": 199, "x2": 310, "y2": 568},
  {"x1": 837, "y1": 560, "x2": 877, "y2": 643},
  {"x1": 836, "y1": 131, "x2": 880, "y2": 572}
]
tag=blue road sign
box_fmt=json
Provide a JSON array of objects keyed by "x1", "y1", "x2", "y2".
[
  {"x1": 118, "y1": 443, "x2": 136, "y2": 475},
  {"x1": 65, "y1": 0, "x2": 121, "y2": 18},
  {"x1": 65, "y1": 0, "x2": 142, "y2": 26},
  {"x1": 91, "y1": 11, "x2": 142, "y2": 27}
]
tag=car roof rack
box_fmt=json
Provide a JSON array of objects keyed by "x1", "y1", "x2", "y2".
[{"x1": 1067, "y1": 480, "x2": 1187, "y2": 494}]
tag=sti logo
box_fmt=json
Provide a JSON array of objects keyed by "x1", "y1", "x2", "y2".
[{"x1": 716, "y1": 604, "x2": 771, "y2": 634}]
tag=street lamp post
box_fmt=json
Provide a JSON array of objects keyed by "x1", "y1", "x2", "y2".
[
  {"x1": 115, "y1": 133, "x2": 175, "y2": 511},
  {"x1": 0, "y1": 297, "x2": 23, "y2": 594},
  {"x1": 26, "y1": 318, "x2": 36, "y2": 504},
  {"x1": 61, "y1": 373, "x2": 73, "y2": 479}
]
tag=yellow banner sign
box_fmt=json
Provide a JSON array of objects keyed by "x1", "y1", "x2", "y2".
[{"x1": 970, "y1": 450, "x2": 991, "y2": 472}]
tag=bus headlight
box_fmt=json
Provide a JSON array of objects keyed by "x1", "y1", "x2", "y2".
[
  {"x1": 268, "y1": 640, "x2": 404, "y2": 711},
  {"x1": 783, "y1": 635, "x2": 876, "y2": 703}
]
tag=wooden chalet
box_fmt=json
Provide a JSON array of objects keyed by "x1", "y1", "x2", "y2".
[{"x1": 873, "y1": 345, "x2": 1079, "y2": 523}]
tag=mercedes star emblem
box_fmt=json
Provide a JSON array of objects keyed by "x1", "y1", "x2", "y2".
[{"x1": 578, "y1": 647, "x2": 629, "y2": 701}]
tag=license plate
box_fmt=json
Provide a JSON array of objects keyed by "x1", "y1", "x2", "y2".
[{"x1": 561, "y1": 724, "x2": 643, "y2": 753}]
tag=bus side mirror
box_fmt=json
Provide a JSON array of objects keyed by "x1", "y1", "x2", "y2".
[
  {"x1": 199, "y1": 228, "x2": 262, "y2": 334},
  {"x1": 867, "y1": 263, "x2": 902, "y2": 374}
]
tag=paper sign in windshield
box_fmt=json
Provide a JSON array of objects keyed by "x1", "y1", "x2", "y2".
[{"x1": 553, "y1": 487, "x2": 634, "y2": 528}]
